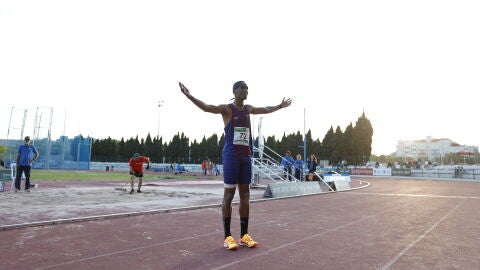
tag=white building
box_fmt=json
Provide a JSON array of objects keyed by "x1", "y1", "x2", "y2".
[{"x1": 396, "y1": 136, "x2": 478, "y2": 161}]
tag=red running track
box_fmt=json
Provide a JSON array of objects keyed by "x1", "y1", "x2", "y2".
[{"x1": 0, "y1": 177, "x2": 479, "y2": 270}]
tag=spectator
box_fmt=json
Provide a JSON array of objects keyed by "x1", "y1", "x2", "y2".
[
  {"x1": 201, "y1": 160, "x2": 207, "y2": 176},
  {"x1": 175, "y1": 163, "x2": 187, "y2": 175},
  {"x1": 294, "y1": 153, "x2": 304, "y2": 181},
  {"x1": 15, "y1": 136, "x2": 39, "y2": 192},
  {"x1": 281, "y1": 150, "x2": 294, "y2": 181},
  {"x1": 207, "y1": 159, "x2": 213, "y2": 176},
  {"x1": 214, "y1": 163, "x2": 220, "y2": 176},
  {"x1": 307, "y1": 154, "x2": 317, "y2": 181}
]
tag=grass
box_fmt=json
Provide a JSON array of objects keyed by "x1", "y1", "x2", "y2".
[{"x1": 29, "y1": 170, "x2": 197, "y2": 181}]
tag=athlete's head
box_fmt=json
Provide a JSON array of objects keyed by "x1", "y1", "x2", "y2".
[
  {"x1": 233, "y1": 81, "x2": 248, "y2": 92},
  {"x1": 232, "y1": 81, "x2": 248, "y2": 101},
  {"x1": 133, "y1": 153, "x2": 140, "y2": 160}
]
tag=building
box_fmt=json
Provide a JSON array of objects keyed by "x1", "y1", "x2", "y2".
[{"x1": 396, "y1": 136, "x2": 478, "y2": 162}]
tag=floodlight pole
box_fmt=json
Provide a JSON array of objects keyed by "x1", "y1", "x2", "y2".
[
  {"x1": 303, "y1": 107, "x2": 307, "y2": 173},
  {"x1": 157, "y1": 100, "x2": 164, "y2": 139}
]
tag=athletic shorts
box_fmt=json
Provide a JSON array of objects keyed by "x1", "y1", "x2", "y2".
[
  {"x1": 222, "y1": 156, "x2": 252, "y2": 186},
  {"x1": 130, "y1": 171, "x2": 143, "y2": 177}
]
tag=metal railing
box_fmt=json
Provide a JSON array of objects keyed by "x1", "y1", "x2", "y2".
[
  {"x1": 252, "y1": 145, "x2": 297, "y2": 183},
  {"x1": 410, "y1": 168, "x2": 480, "y2": 180}
]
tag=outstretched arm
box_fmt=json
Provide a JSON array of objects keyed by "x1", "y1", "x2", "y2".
[
  {"x1": 249, "y1": 97, "x2": 292, "y2": 115},
  {"x1": 179, "y1": 82, "x2": 228, "y2": 114}
]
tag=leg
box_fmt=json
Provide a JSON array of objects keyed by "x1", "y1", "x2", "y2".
[
  {"x1": 222, "y1": 187, "x2": 238, "y2": 250},
  {"x1": 15, "y1": 166, "x2": 22, "y2": 190},
  {"x1": 238, "y1": 184, "x2": 250, "y2": 218},
  {"x1": 129, "y1": 175, "x2": 135, "y2": 194},
  {"x1": 24, "y1": 166, "x2": 31, "y2": 190},
  {"x1": 130, "y1": 176, "x2": 135, "y2": 190},
  {"x1": 236, "y1": 157, "x2": 257, "y2": 248},
  {"x1": 222, "y1": 187, "x2": 236, "y2": 228},
  {"x1": 137, "y1": 177, "x2": 143, "y2": 192},
  {"x1": 238, "y1": 184, "x2": 250, "y2": 235},
  {"x1": 221, "y1": 156, "x2": 241, "y2": 250},
  {"x1": 222, "y1": 157, "x2": 239, "y2": 226},
  {"x1": 238, "y1": 184, "x2": 257, "y2": 247}
]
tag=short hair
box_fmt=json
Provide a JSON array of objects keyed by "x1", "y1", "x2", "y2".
[{"x1": 232, "y1": 81, "x2": 248, "y2": 92}]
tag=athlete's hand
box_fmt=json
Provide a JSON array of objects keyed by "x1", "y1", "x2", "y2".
[
  {"x1": 179, "y1": 82, "x2": 190, "y2": 97},
  {"x1": 280, "y1": 98, "x2": 292, "y2": 109},
  {"x1": 146, "y1": 163, "x2": 150, "y2": 170}
]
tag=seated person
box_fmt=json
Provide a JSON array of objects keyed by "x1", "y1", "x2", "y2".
[{"x1": 175, "y1": 163, "x2": 187, "y2": 174}]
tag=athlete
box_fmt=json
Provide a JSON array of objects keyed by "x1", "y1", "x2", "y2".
[
  {"x1": 179, "y1": 81, "x2": 292, "y2": 250},
  {"x1": 128, "y1": 153, "x2": 150, "y2": 194}
]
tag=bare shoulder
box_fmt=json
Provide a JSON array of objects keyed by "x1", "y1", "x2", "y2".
[{"x1": 218, "y1": 103, "x2": 231, "y2": 113}]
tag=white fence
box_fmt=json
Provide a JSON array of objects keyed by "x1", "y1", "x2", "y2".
[{"x1": 89, "y1": 162, "x2": 221, "y2": 174}]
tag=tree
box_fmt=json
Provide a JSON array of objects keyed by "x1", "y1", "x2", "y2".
[
  {"x1": 89, "y1": 112, "x2": 374, "y2": 166},
  {"x1": 331, "y1": 126, "x2": 343, "y2": 165},
  {"x1": 338, "y1": 122, "x2": 354, "y2": 165},
  {"x1": 320, "y1": 126, "x2": 335, "y2": 162},
  {"x1": 0, "y1": 145, "x2": 7, "y2": 162},
  {"x1": 165, "y1": 132, "x2": 190, "y2": 163},
  {"x1": 352, "y1": 112, "x2": 373, "y2": 165}
]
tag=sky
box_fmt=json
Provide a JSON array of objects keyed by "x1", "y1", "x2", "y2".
[{"x1": 1, "y1": 0, "x2": 479, "y2": 156}]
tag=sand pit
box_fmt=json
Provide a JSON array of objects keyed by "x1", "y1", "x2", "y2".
[{"x1": 0, "y1": 179, "x2": 266, "y2": 226}]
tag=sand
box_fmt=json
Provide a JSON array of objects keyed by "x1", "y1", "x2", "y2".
[{"x1": 0, "y1": 179, "x2": 266, "y2": 226}]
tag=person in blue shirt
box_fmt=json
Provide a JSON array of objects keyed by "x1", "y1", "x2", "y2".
[
  {"x1": 294, "y1": 153, "x2": 304, "y2": 181},
  {"x1": 175, "y1": 163, "x2": 187, "y2": 175},
  {"x1": 179, "y1": 81, "x2": 292, "y2": 250},
  {"x1": 281, "y1": 150, "x2": 294, "y2": 181},
  {"x1": 15, "y1": 136, "x2": 39, "y2": 192},
  {"x1": 213, "y1": 163, "x2": 220, "y2": 176}
]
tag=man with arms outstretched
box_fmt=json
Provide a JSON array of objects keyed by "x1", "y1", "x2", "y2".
[{"x1": 179, "y1": 81, "x2": 292, "y2": 250}]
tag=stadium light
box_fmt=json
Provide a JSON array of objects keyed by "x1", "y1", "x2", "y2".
[{"x1": 157, "y1": 100, "x2": 164, "y2": 138}]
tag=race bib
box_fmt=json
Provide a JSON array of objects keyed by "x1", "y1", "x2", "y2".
[{"x1": 233, "y1": 127, "x2": 250, "y2": 146}]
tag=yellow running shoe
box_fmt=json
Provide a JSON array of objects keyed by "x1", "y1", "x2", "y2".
[
  {"x1": 239, "y1": 234, "x2": 258, "y2": 248},
  {"x1": 224, "y1": 236, "x2": 238, "y2": 250}
]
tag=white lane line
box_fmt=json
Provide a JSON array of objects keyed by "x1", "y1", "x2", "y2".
[
  {"x1": 32, "y1": 230, "x2": 222, "y2": 270},
  {"x1": 378, "y1": 198, "x2": 467, "y2": 270},
  {"x1": 350, "y1": 192, "x2": 480, "y2": 199},
  {"x1": 210, "y1": 202, "x2": 415, "y2": 270}
]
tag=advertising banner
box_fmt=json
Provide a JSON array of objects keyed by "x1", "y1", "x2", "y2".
[{"x1": 351, "y1": 168, "x2": 373, "y2": 175}]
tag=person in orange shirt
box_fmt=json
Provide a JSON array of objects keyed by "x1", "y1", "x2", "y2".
[
  {"x1": 128, "y1": 153, "x2": 150, "y2": 194},
  {"x1": 201, "y1": 160, "x2": 207, "y2": 176}
]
